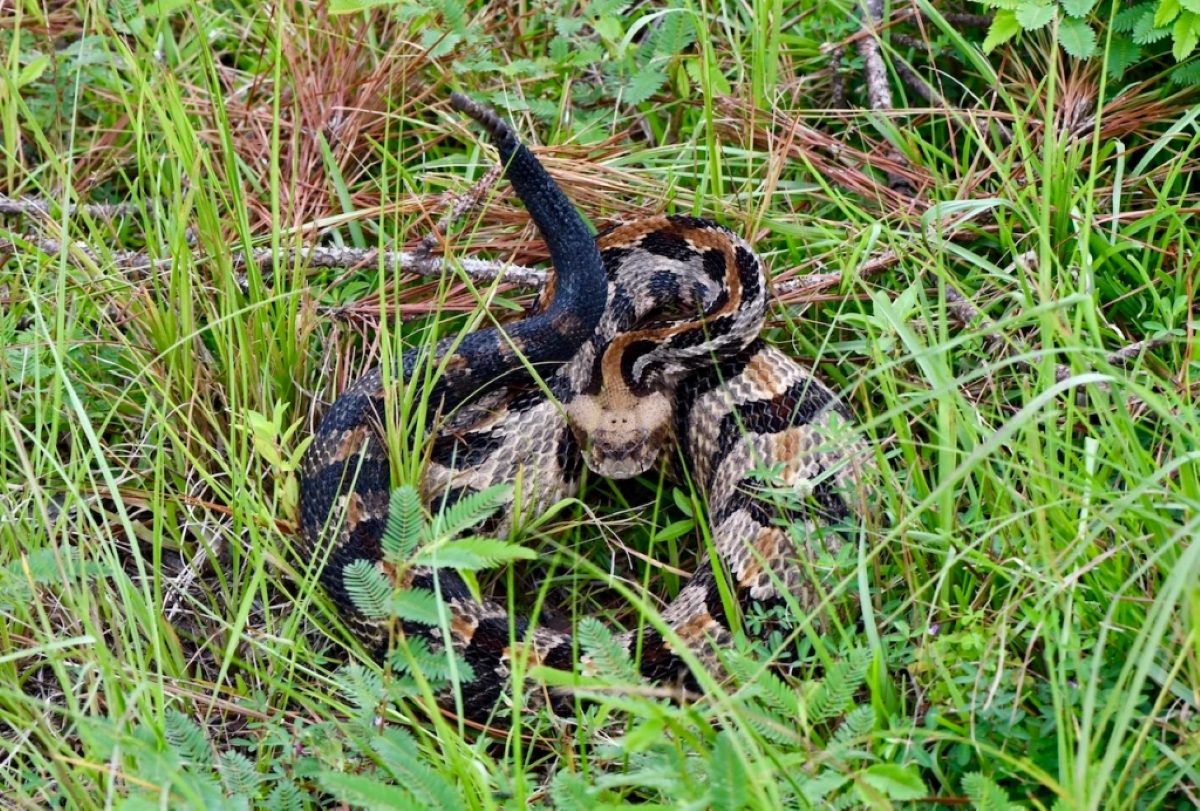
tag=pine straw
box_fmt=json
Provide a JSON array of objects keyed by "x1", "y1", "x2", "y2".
[
  {"x1": 715, "y1": 96, "x2": 925, "y2": 213},
  {"x1": 190, "y1": 8, "x2": 433, "y2": 232}
]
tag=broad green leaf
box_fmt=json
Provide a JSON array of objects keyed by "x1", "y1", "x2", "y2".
[
  {"x1": 1058, "y1": 17, "x2": 1098, "y2": 57},
  {"x1": 1173, "y1": 11, "x2": 1200, "y2": 58},
  {"x1": 984, "y1": 10, "x2": 1022, "y2": 51},
  {"x1": 1182, "y1": 0, "x2": 1200, "y2": 13},
  {"x1": 1061, "y1": 0, "x2": 1096, "y2": 16},
  {"x1": 17, "y1": 55, "x2": 50, "y2": 87},
  {"x1": 684, "y1": 55, "x2": 729, "y2": 95},
  {"x1": 652, "y1": 518, "x2": 696, "y2": 542},
  {"x1": 1155, "y1": 0, "x2": 1182, "y2": 27},
  {"x1": 671, "y1": 486, "x2": 694, "y2": 517},
  {"x1": 1016, "y1": 3, "x2": 1056, "y2": 30},
  {"x1": 621, "y1": 715, "x2": 667, "y2": 752},
  {"x1": 244, "y1": 409, "x2": 283, "y2": 467},
  {"x1": 802, "y1": 770, "x2": 852, "y2": 802},
  {"x1": 593, "y1": 15, "x2": 623, "y2": 43},
  {"x1": 860, "y1": 764, "x2": 927, "y2": 800},
  {"x1": 329, "y1": 0, "x2": 399, "y2": 12}
]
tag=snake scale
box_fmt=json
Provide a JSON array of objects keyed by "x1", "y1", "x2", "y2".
[{"x1": 298, "y1": 94, "x2": 868, "y2": 722}]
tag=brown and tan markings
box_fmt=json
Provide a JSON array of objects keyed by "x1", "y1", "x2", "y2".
[{"x1": 298, "y1": 96, "x2": 869, "y2": 723}]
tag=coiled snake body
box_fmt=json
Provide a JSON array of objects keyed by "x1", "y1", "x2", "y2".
[{"x1": 299, "y1": 95, "x2": 867, "y2": 721}]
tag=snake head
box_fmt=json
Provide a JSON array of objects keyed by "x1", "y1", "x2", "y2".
[{"x1": 565, "y1": 385, "x2": 674, "y2": 479}]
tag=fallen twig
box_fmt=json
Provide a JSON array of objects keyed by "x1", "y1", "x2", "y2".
[
  {"x1": 413, "y1": 163, "x2": 504, "y2": 268},
  {"x1": 0, "y1": 237, "x2": 546, "y2": 289},
  {"x1": 856, "y1": 0, "x2": 915, "y2": 195},
  {"x1": 0, "y1": 194, "x2": 137, "y2": 219},
  {"x1": 4, "y1": 213, "x2": 1167, "y2": 409},
  {"x1": 826, "y1": 44, "x2": 848, "y2": 109}
]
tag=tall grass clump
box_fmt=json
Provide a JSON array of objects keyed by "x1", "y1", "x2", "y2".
[{"x1": 1, "y1": 0, "x2": 1196, "y2": 807}]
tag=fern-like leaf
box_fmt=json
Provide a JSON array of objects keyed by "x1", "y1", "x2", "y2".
[
  {"x1": 1113, "y1": 2, "x2": 1153, "y2": 32},
  {"x1": 706, "y1": 730, "x2": 749, "y2": 811},
  {"x1": 1170, "y1": 59, "x2": 1200, "y2": 85},
  {"x1": 342, "y1": 560, "x2": 393, "y2": 619},
  {"x1": 338, "y1": 664, "x2": 384, "y2": 710},
  {"x1": 650, "y1": 11, "x2": 695, "y2": 57},
  {"x1": 962, "y1": 772, "x2": 1017, "y2": 811},
  {"x1": 738, "y1": 704, "x2": 805, "y2": 745},
  {"x1": 218, "y1": 750, "x2": 261, "y2": 797},
  {"x1": 809, "y1": 649, "x2": 869, "y2": 724},
  {"x1": 754, "y1": 667, "x2": 803, "y2": 721},
  {"x1": 389, "y1": 635, "x2": 476, "y2": 684},
  {"x1": 428, "y1": 484, "x2": 510, "y2": 540},
  {"x1": 164, "y1": 708, "x2": 213, "y2": 768},
  {"x1": 830, "y1": 705, "x2": 875, "y2": 747},
  {"x1": 549, "y1": 771, "x2": 596, "y2": 809},
  {"x1": 623, "y1": 66, "x2": 667, "y2": 106},
  {"x1": 579, "y1": 617, "x2": 638, "y2": 683},
  {"x1": 265, "y1": 779, "x2": 305, "y2": 811},
  {"x1": 431, "y1": 0, "x2": 466, "y2": 33},
  {"x1": 371, "y1": 728, "x2": 466, "y2": 811},
  {"x1": 411, "y1": 537, "x2": 535, "y2": 570},
  {"x1": 317, "y1": 772, "x2": 418, "y2": 808},
  {"x1": 382, "y1": 486, "x2": 425, "y2": 562}
]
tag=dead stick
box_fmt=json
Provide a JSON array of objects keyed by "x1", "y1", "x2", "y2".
[
  {"x1": 0, "y1": 195, "x2": 137, "y2": 219},
  {"x1": 857, "y1": 0, "x2": 915, "y2": 194},
  {"x1": 1, "y1": 237, "x2": 548, "y2": 289}
]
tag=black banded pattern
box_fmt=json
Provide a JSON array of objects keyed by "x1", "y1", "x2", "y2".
[{"x1": 297, "y1": 97, "x2": 869, "y2": 723}]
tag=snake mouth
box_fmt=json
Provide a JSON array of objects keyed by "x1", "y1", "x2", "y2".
[{"x1": 583, "y1": 427, "x2": 666, "y2": 480}]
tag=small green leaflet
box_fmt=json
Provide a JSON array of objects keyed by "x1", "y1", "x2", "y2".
[
  {"x1": 1174, "y1": 11, "x2": 1200, "y2": 60},
  {"x1": 1060, "y1": 0, "x2": 1096, "y2": 16},
  {"x1": 411, "y1": 538, "x2": 536, "y2": 570},
  {"x1": 1015, "y1": 3, "x2": 1056, "y2": 31},
  {"x1": 391, "y1": 588, "x2": 446, "y2": 626},
  {"x1": 383, "y1": 486, "x2": 426, "y2": 562},
  {"x1": 859, "y1": 764, "x2": 927, "y2": 801},
  {"x1": 1058, "y1": 17, "x2": 1098, "y2": 58},
  {"x1": 984, "y1": 10, "x2": 1022, "y2": 51},
  {"x1": 343, "y1": 560, "x2": 393, "y2": 619}
]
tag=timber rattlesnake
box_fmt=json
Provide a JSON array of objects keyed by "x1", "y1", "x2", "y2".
[{"x1": 299, "y1": 94, "x2": 867, "y2": 721}]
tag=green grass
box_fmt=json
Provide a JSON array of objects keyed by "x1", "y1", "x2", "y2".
[{"x1": 1, "y1": 0, "x2": 1198, "y2": 808}]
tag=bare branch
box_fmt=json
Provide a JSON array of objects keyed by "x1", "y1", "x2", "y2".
[
  {"x1": 0, "y1": 195, "x2": 137, "y2": 219},
  {"x1": 856, "y1": 0, "x2": 915, "y2": 194},
  {"x1": 1, "y1": 237, "x2": 546, "y2": 288}
]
